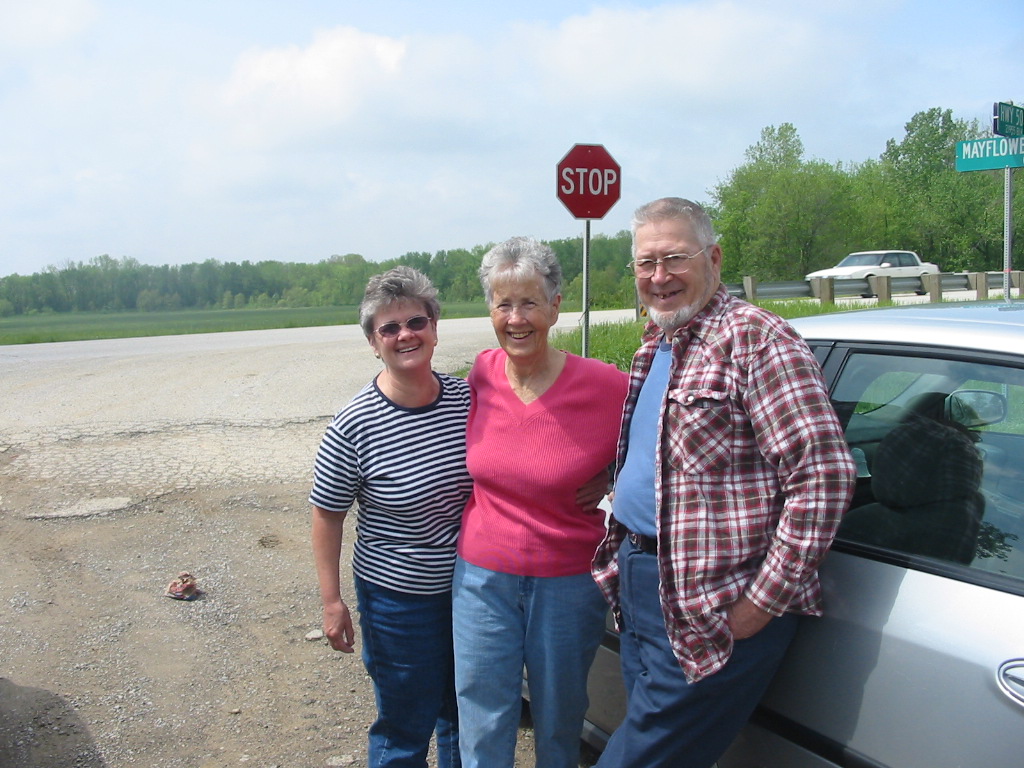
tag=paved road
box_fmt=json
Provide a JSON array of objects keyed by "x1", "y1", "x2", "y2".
[{"x1": 0, "y1": 309, "x2": 635, "y2": 509}]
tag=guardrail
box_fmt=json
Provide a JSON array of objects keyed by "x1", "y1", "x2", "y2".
[{"x1": 723, "y1": 271, "x2": 1024, "y2": 303}]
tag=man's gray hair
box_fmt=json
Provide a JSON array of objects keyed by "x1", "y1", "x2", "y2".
[
  {"x1": 631, "y1": 198, "x2": 718, "y2": 258},
  {"x1": 478, "y1": 236, "x2": 562, "y2": 304},
  {"x1": 359, "y1": 266, "x2": 440, "y2": 338}
]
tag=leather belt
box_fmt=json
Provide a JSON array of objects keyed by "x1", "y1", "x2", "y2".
[{"x1": 627, "y1": 530, "x2": 658, "y2": 555}]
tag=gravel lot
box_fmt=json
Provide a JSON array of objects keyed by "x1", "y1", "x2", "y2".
[{"x1": 0, "y1": 310, "x2": 630, "y2": 768}]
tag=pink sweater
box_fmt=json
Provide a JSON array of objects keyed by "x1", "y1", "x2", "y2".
[{"x1": 458, "y1": 348, "x2": 628, "y2": 577}]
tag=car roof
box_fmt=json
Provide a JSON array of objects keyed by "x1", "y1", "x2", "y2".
[
  {"x1": 790, "y1": 300, "x2": 1024, "y2": 355},
  {"x1": 847, "y1": 250, "x2": 912, "y2": 256}
]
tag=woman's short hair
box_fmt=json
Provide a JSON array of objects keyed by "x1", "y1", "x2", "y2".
[
  {"x1": 359, "y1": 266, "x2": 440, "y2": 338},
  {"x1": 630, "y1": 198, "x2": 718, "y2": 257},
  {"x1": 478, "y1": 236, "x2": 562, "y2": 304}
]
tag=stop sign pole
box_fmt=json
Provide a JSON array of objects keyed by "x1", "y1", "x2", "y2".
[{"x1": 556, "y1": 144, "x2": 621, "y2": 357}]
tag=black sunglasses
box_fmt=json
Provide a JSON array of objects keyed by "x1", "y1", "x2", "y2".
[{"x1": 375, "y1": 315, "x2": 431, "y2": 338}]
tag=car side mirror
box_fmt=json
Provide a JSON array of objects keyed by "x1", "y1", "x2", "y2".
[
  {"x1": 946, "y1": 389, "x2": 1008, "y2": 428},
  {"x1": 880, "y1": 262, "x2": 893, "y2": 268}
]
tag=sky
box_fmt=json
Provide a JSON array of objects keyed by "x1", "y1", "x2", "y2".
[{"x1": 1, "y1": 0, "x2": 1022, "y2": 278}]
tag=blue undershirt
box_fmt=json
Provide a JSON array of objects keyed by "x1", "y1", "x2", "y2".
[{"x1": 611, "y1": 340, "x2": 673, "y2": 538}]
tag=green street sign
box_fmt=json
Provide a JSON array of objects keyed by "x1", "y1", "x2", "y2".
[
  {"x1": 994, "y1": 101, "x2": 1024, "y2": 138},
  {"x1": 956, "y1": 137, "x2": 1024, "y2": 172}
]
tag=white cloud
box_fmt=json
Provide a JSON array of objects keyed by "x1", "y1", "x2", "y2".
[
  {"x1": 220, "y1": 26, "x2": 408, "y2": 147},
  {"x1": 516, "y1": 4, "x2": 829, "y2": 104},
  {"x1": 0, "y1": 0, "x2": 97, "y2": 52}
]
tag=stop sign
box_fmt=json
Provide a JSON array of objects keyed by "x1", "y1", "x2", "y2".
[{"x1": 556, "y1": 143, "x2": 621, "y2": 220}]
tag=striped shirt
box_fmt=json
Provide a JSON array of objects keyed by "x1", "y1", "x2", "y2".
[
  {"x1": 592, "y1": 286, "x2": 856, "y2": 682},
  {"x1": 309, "y1": 372, "x2": 472, "y2": 595}
]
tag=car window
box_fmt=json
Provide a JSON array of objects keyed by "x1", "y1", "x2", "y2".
[
  {"x1": 807, "y1": 342, "x2": 831, "y2": 367},
  {"x1": 840, "y1": 253, "x2": 881, "y2": 267},
  {"x1": 831, "y1": 350, "x2": 1024, "y2": 586}
]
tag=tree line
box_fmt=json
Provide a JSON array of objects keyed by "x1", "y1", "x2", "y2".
[
  {"x1": 0, "y1": 235, "x2": 636, "y2": 317},
  {"x1": 1, "y1": 106, "x2": 1019, "y2": 318}
]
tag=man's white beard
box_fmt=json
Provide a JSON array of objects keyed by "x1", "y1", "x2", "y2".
[
  {"x1": 647, "y1": 304, "x2": 699, "y2": 334},
  {"x1": 645, "y1": 274, "x2": 718, "y2": 334}
]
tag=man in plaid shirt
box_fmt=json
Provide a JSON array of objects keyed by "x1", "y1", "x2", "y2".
[{"x1": 592, "y1": 198, "x2": 856, "y2": 768}]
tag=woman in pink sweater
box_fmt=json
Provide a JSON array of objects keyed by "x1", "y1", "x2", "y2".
[{"x1": 453, "y1": 237, "x2": 629, "y2": 768}]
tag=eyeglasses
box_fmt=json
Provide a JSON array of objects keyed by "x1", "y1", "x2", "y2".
[
  {"x1": 374, "y1": 315, "x2": 431, "y2": 337},
  {"x1": 630, "y1": 246, "x2": 709, "y2": 278}
]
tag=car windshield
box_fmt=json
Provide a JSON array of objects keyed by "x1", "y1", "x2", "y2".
[{"x1": 837, "y1": 253, "x2": 885, "y2": 267}]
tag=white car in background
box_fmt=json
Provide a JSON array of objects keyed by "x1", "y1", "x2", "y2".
[{"x1": 805, "y1": 250, "x2": 939, "y2": 281}]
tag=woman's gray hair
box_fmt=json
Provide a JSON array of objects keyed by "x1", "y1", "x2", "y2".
[
  {"x1": 478, "y1": 236, "x2": 562, "y2": 304},
  {"x1": 630, "y1": 198, "x2": 718, "y2": 257},
  {"x1": 359, "y1": 266, "x2": 440, "y2": 338}
]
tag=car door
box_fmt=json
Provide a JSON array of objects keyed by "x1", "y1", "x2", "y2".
[{"x1": 720, "y1": 342, "x2": 1024, "y2": 768}]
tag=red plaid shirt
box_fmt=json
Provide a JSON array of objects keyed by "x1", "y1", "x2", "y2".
[{"x1": 592, "y1": 287, "x2": 856, "y2": 682}]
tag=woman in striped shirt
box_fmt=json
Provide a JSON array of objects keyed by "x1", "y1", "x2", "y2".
[{"x1": 310, "y1": 266, "x2": 472, "y2": 768}]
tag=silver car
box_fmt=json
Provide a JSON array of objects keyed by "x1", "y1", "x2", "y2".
[{"x1": 580, "y1": 301, "x2": 1024, "y2": 768}]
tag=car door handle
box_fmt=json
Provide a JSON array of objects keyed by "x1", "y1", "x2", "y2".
[{"x1": 996, "y1": 659, "x2": 1024, "y2": 708}]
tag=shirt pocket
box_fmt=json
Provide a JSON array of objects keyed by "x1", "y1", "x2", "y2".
[{"x1": 664, "y1": 388, "x2": 733, "y2": 474}]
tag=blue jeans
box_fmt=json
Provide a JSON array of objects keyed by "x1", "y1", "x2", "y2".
[
  {"x1": 451, "y1": 558, "x2": 607, "y2": 768},
  {"x1": 354, "y1": 575, "x2": 461, "y2": 768},
  {"x1": 595, "y1": 536, "x2": 800, "y2": 768}
]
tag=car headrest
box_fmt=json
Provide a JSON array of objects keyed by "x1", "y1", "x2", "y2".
[{"x1": 870, "y1": 413, "x2": 983, "y2": 509}]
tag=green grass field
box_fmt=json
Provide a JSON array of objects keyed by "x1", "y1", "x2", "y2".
[
  {"x1": 0, "y1": 302, "x2": 490, "y2": 345},
  {"x1": 0, "y1": 298, "x2": 860, "y2": 348},
  {"x1": 553, "y1": 299, "x2": 867, "y2": 368}
]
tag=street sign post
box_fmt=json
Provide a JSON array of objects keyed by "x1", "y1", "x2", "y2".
[
  {"x1": 556, "y1": 144, "x2": 621, "y2": 356},
  {"x1": 994, "y1": 102, "x2": 1024, "y2": 139},
  {"x1": 957, "y1": 135, "x2": 1020, "y2": 301}
]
